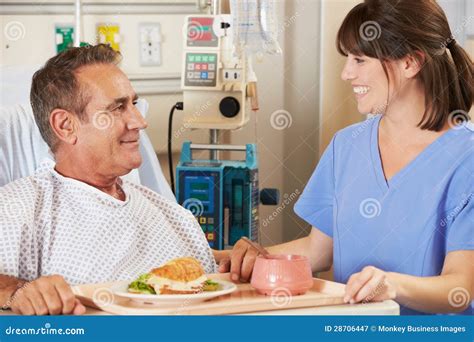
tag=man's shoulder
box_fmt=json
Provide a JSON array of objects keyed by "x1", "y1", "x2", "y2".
[
  {"x1": 0, "y1": 174, "x2": 34, "y2": 194},
  {"x1": 0, "y1": 166, "x2": 54, "y2": 200},
  {"x1": 0, "y1": 175, "x2": 42, "y2": 224}
]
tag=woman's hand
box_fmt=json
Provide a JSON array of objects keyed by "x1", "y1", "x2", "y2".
[
  {"x1": 217, "y1": 229, "x2": 334, "y2": 283},
  {"x1": 217, "y1": 239, "x2": 260, "y2": 283},
  {"x1": 344, "y1": 266, "x2": 397, "y2": 304}
]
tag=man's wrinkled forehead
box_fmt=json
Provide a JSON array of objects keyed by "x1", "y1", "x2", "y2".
[{"x1": 75, "y1": 63, "x2": 135, "y2": 109}]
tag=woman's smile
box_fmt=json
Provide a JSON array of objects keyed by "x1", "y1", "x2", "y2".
[{"x1": 353, "y1": 85, "x2": 371, "y2": 100}]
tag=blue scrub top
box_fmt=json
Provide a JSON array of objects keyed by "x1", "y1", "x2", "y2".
[{"x1": 294, "y1": 115, "x2": 473, "y2": 315}]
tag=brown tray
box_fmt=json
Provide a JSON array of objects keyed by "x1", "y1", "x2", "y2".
[{"x1": 72, "y1": 273, "x2": 346, "y2": 315}]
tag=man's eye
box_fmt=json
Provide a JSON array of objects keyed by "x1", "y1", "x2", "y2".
[
  {"x1": 355, "y1": 58, "x2": 365, "y2": 64},
  {"x1": 114, "y1": 104, "x2": 125, "y2": 111},
  {"x1": 132, "y1": 101, "x2": 138, "y2": 106}
]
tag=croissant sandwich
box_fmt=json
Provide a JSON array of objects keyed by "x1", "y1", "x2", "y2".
[{"x1": 128, "y1": 257, "x2": 220, "y2": 295}]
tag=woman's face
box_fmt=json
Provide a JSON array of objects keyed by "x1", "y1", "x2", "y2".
[{"x1": 341, "y1": 54, "x2": 393, "y2": 115}]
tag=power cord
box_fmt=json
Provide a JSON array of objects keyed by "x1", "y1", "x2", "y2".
[{"x1": 168, "y1": 102, "x2": 183, "y2": 195}]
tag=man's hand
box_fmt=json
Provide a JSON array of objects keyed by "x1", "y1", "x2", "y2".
[
  {"x1": 218, "y1": 239, "x2": 260, "y2": 283},
  {"x1": 9, "y1": 275, "x2": 86, "y2": 315},
  {"x1": 344, "y1": 266, "x2": 397, "y2": 304}
]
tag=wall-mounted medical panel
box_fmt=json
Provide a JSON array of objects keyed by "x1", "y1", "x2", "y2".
[{"x1": 0, "y1": 0, "x2": 201, "y2": 87}]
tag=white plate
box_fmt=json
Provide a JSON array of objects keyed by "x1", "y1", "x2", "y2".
[{"x1": 110, "y1": 279, "x2": 237, "y2": 307}]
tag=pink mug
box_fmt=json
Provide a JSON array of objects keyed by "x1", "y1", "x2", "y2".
[{"x1": 250, "y1": 254, "x2": 313, "y2": 296}]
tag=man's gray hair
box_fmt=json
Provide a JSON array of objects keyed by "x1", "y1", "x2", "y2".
[{"x1": 30, "y1": 44, "x2": 121, "y2": 152}]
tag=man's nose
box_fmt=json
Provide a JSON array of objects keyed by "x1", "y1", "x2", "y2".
[{"x1": 126, "y1": 106, "x2": 148, "y2": 131}]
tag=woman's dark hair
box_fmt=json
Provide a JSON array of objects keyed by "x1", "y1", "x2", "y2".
[{"x1": 336, "y1": 0, "x2": 473, "y2": 131}]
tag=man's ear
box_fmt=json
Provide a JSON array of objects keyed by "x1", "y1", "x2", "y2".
[
  {"x1": 49, "y1": 109, "x2": 78, "y2": 146},
  {"x1": 403, "y1": 51, "x2": 425, "y2": 79}
]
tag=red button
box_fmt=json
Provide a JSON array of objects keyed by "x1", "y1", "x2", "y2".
[
  {"x1": 202, "y1": 64, "x2": 208, "y2": 70},
  {"x1": 202, "y1": 32, "x2": 212, "y2": 41}
]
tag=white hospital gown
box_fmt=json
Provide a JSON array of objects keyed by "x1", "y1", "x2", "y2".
[{"x1": 0, "y1": 162, "x2": 217, "y2": 285}]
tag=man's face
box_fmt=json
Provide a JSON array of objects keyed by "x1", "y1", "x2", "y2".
[{"x1": 72, "y1": 63, "x2": 147, "y2": 177}]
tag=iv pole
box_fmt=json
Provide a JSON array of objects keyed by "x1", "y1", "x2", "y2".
[
  {"x1": 73, "y1": 0, "x2": 82, "y2": 47},
  {"x1": 209, "y1": 0, "x2": 220, "y2": 161}
]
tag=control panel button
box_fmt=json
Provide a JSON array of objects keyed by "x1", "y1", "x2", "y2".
[
  {"x1": 184, "y1": 53, "x2": 218, "y2": 87},
  {"x1": 207, "y1": 233, "x2": 214, "y2": 241},
  {"x1": 208, "y1": 217, "x2": 214, "y2": 224},
  {"x1": 220, "y1": 97, "x2": 240, "y2": 118},
  {"x1": 200, "y1": 217, "x2": 206, "y2": 224}
]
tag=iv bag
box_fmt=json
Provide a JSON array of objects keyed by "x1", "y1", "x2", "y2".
[{"x1": 230, "y1": 0, "x2": 282, "y2": 56}]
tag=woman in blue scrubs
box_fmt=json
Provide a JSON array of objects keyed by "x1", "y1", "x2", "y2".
[{"x1": 218, "y1": 0, "x2": 473, "y2": 315}]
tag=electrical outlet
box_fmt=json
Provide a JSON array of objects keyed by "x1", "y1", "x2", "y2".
[
  {"x1": 223, "y1": 69, "x2": 242, "y2": 81},
  {"x1": 97, "y1": 23, "x2": 120, "y2": 51},
  {"x1": 139, "y1": 23, "x2": 162, "y2": 66}
]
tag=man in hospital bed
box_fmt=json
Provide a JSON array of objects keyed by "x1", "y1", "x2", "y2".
[{"x1": 0, "y1": 44, "x2": 218, "y2": 315}]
